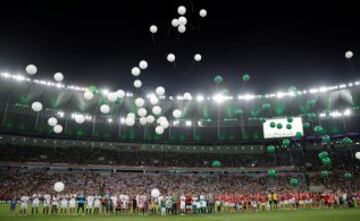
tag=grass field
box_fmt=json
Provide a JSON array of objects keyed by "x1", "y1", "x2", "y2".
[{"x1": 0, "y1": 205, "x2": 359, "y2": 221}]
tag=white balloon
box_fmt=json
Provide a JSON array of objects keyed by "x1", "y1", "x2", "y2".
[
  {"x1": 345, "y1": 51, "x2": 354, "y2": 59},
  {"x1": 139, "y1": 60, "x2": 148, "y2": 70},
  {"x1": 125, "y1": 117, "x2": 135, "y2": 126},
  {"x1": 134, "y1": 79, "x2": 142, "y2": 88},
  {"x1": 155, "y1": 126, "x2": 164, "y2": 135},
  {"x1": 84, "y1": 91, "x2": 94, "y2": 100},
  {"x1": 194, "y1": 54, "x2": 202, "y2": 62},
  {"x1": 152, "y1": 106, "x2": 162, "y2": 115},
  {"x1": 356, "y1": 152, "x2": 360, "y2": 160},
  {"x1": 48, "y1": 117, "x2": 58, "y2": 127},
  {"x1": 116, "y1": 89, "x2": 125, "y2": 99},
  {"x1": 157, "y1": 116, "x2": 167, "y2": 124},
  {"x1": 107, "y1": 93, "x2": 117, "y2": 102},
  {"x1": 54, "y1": 182, "x2": 65, "y2": 192},
  {"x1": 53, "y1": 125, "x2": 63, "y2": 134},
  {"x1": 177, "y1": 6, "x2": 186, "y2": 15},
  {"x1": 139, "y1": 117, "x2": 147, "y2": 125},
  {"x1": 171, "y1": 18, "x2": 179, "y2": 27},
  {"x1": 172, "y1": 109, "x2": 182, "y2": 118},
  {"x1": 146, "y1": 115, "x2": 155, "y2": 124},
  {"x1": 160, "y1": 120, "x2": 169, "y2": 129},
  {"x1": 178, "y1": 25, "x2": 186, "y2": 33},
  {"x1": 149, "y1": 95, "x2": 159, "y2": 105},
  {"x1": 167, "y1": 53, "x2": 176, "y2": 62},
  {"x1": 135, "y1": 97, "x2": 145, "y2": 107},
  {"x1": 137, "y1": 108, "x2": 147, "y2": 117},
  {"x1": 131, "y1": 67, "x2": 141, "y2": 76},
  {"x1": 31, "y1": 102, "x2": 43, "y2": 112},
  {"x1": 25, "y1": 64, "x2": 38, "y2": 75},
  {"x1": 199, "y1": 9, "x2": 207, "y2": 17},
  {"x1": 151, "y1": 188, "x2": 160, "y2": 198},
  {"x1": 150, "y1": 25, "x2": 158, "y2": 33},
  {"x1": 178, "y1": 16, "x2": 187, "y2": 25},
  {"x1": 74, "y1": 114, "x2": 85, "y2": 124},
  {"x1": 183, "y1": 92, "x2": 192, "y2": 100},
  {"x1": 155, "y1": 86, "x2": 165, "y2": 96},
  {"x1": 100, "y1": 104, "x2": 110, "y2": 114},
  {"x1": 53, "y1": 72, "x2": 64, "y2": 82},
  {"x1": 127, "y1": 112, "x2": 136, "y2": 119}
]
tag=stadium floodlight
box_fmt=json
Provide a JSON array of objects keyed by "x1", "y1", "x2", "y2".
[
  {"x1": 309, "y1": 88, "x2": 318, "y2": 94},
  {"x1": 57, "y1": 111, "x2": 64, "y2": 118},
  {"x1": 319, "y1": 113, "x2": 326, "y2": 118},
  {"x1": 198, "y1": 121, "x2": 202, "y2": 126},
  {"x1": 339, "y1": 84, "x2": 347, "y2": 89},
  {"x1": 276, "y1": 91, "x2": 285, "y2": 98},
  {"x1": 330, "y1": 110, "x2": 342, "y2": 118},
  {"x1": 196, "y1": 95, "x2": 204, "y2": 102},
  {"x1": 348, "y1": 83, "x2": 353, "y2": 87},
  {"x1": 102, "y1": 89, "x2": 109, "y2": 95},
  {"x1": 120, "y1": 117, "x2": 126, "y2": 124},
  {"x1": 343, "y1": 109, "x2": 351, "y2": 116},
  {"x1": 126, "y1": 92, "x2": 133, "y2": 97},
  {"x1": 169, "y1": 96, "x2": 174, "y2": 100},
  {"x1": 173, "y1": 120, "x2": 179, "y2": 126},
  {"x1": 185, "y1": 120, "x2": 192, "y2": 127},
  {"x1": 355, "y1": 81, "x2": 360, "y2": 86},
  {"x1": 319, "y1": 87, "x2": 328, "y2": 93},
  {"x1": 213, "y1": 93, "x2": 225, "y2": 103},
  {"x1": 108, "y1": 118, "x2": 113, "y2": 123},
  {"x1": 176, "y1": 96, "x2": 184, "y2": 100}
]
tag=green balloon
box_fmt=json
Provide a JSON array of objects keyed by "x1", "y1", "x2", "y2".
[
  {"x1": 286, "y1": 124, "x2": 292, "y2": 130},
  {"x1": 344, "y1": 172, "x2": 352, "y2": 179},
  {"x1": 262, "y1": 103, "x2": 271, "y2": 110},
  {"x1": 270, "y1": 122, "x2": 276, "y2": 128},
  {"x1": 287, "y1": 117, "x2": 293, "y2": 123},
  {"x1": 314, "y1": 125, "x2": 324, "y2": 134},
  {"x1": 318, "y1": 151, "x2": 329, "y2": 159},
  {"x1": 290, "y1": 178, "x2": 298, "y2": 187},
  {"x1": 303, "y1": 122, "x2": 310, "y2": 129},
  {"x1": 321, "y1": 157, "x2": 331, "y2": 166},
  {"x1": 307, "y1": 99, "x2": 316, "y2": 107},
  {"x1": 98, "y1": 96, "x2": 108, "y2": 105},
  {"x1": 211, "y1": 160, "x2": 222, "y2": 168},
  {"x1": 307, "y1": 113, "x2": 317, "y2": 121},
  {"x1": 282, "y1": 139, "x2": 290, "y2": 147},
  {"x1": 343, "y1": 137, "x2": 353, "y2": 144},
  {"x1": 277, "y1": 123, "x2": 283, "y2": 129},
  {"x1": 322, "y1": 135, "x2": 331, "y2": 144},
  {"x1": 320, "y1": 170, "x2": 329, "y2": 178},
  {"x1": 268, "y1": 169, "x2": 277, "y2": 177},
  {"x1": 242, "y1": 73, "x2": 250, "y2": 82},
  {"x1": 295, "y1": 132, "x2": 303, "y2": 139},
  {"x1": 214, "y1": 75, "x2": 223, "y2": 84},
  {"x1": 267, "y1": 145, "x2": 276, "y2": 153}
]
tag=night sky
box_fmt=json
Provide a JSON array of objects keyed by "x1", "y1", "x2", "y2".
[{"x1": 0, "y1": 0, "x2": 359, "y2": 95}]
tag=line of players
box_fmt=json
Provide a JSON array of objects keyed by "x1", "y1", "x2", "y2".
[{"x1": 10, "y1": 191, "x2": 357, "y2": 216}]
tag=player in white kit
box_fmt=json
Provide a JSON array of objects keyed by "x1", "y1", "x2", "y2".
[
  {"x1": 20, "y1": 195, "x2": 29, "y2": 216},
  {"x1": 69, "y1": 195, "x2": 77, "y2": 215},
  {"x1": 180, "y1": 194, "x2": 186, "y2": 215},
  {"x1": 43, "y1": 194, "x2": 51, "y2": 214},
  {"x1": 31, "y1": 194, "x2": 40, "y2": 215},
  {"x1": 86, "y1": 195, "x2": 94, "y2": 215},
  {"x1": 94, "y1": 196, "x2": 101, "y2": 214},
  {"x1": 60, "y1": 196, "x2": 68, "y2": 215}
]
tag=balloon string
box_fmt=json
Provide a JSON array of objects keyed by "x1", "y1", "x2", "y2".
[
  {"x1": 173, "y1": 34, "x2": 180, "y2": 47},
  {"x1": 151, "y1": 35, "x2": 156, "y2": 45},
  {"x1": 188, "y1": 0, "x2": 194, "y2": 13},
  {"x1": 184, "y1": 61, "x2": 195, "y2": 74},
  {"x1": 349, "y1": 60, "x2": 355, "y2": 73},
  {"x1": 189, "y1": 23, "x2": 196, "y2": 31},
  {"x1": 166, "y1": 25, "x2": 172, "y2": 36}
]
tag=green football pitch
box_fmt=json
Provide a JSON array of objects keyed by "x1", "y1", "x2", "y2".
[{"x1": 0, "y1": 205, "x2": 359, "y2": 221}]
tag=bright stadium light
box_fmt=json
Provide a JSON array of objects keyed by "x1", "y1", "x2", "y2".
[
  {"x1": 213, "y1": 93, "x2": 225, "y2": 103},
  {"x1": 344, "y1": 109, "x2": 351, "y2": 116},
  {"x1": 57, "y1": 111, "x2": 64, "y2": 118},
  {"x1": 102, "y1": 89, "x2": 109, "y2": 95},
  {"x1": 120, "y1": 117, "x2": 126, "y2": 124},
  {"x1": 185, "y1": 120, "x2": 192, "y2": 127},
  {"x1": 196, "y1": 95, "x2": 204, "y2": 102},
  {"x1": 173, "y1": 120, "x2": 179, "y2": 126},
  {"x1": 108, "y1": 118, "x2": 113, "y2": 123}
]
